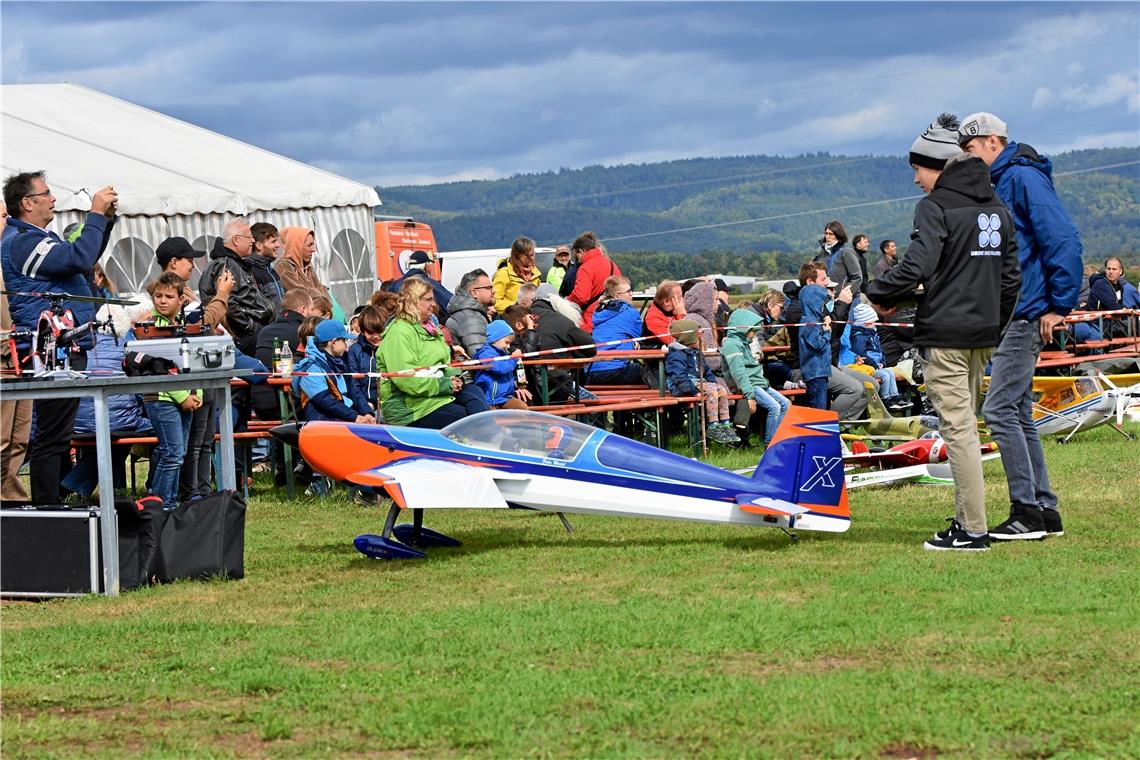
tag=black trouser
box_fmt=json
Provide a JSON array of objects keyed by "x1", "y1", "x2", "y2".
[
  {"x1": 180, "y1": 389, "x2": 218, "y2": 500},
  {"x1": 29, "y1": 352, "x2": 86, "y2": 502}
]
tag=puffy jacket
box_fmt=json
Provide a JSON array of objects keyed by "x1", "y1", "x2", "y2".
[
  {"x1": 345, "y1": 336, "x2": 379, "y2": 411},
  {"x1": 866, "y1": 155, "x2": 1021, "y2": 349},
  {"x1": 848, "y1": 324, "x2": 886, "y2": 369},
  {"x1": 545, "y1": 262, "x2": 568, "y2": 291},
  {"x1": 473, "y1": 342, "x2": 519, "y2": 407},
  {"x1": 444, "y1": 291, "x2": 491, "y2": 357},
  {"x1": 567, "y1": 248, "x2": 620, "y2": 331},
  {"x1": 198, "y1": 239, "x2": 276, "y2": 355},
  {"x1": 798, "y1": 284, "x2": 832, "y2": 381},
  {"x1": 73, "y1": 331, "x2": 152, "y2": 435},
  {"x1": 589, "y1": 299, "x2": 642, "y2": 374},
  {"x1": 720, "y1": 309, "x2": 770, "y2": 394},
  {"x1": 296, "y1": 337, "x2": 368, "y2": 422},
  {"x1": 682, "y1": 281, "x2": 722, "y2": 372},
  {"x1": 989, "y1": 142, "x2": 1083, "y2": 320},
  {"x1": 665, "y1": 343, "x2": 715, "y2": 396},
  {"x1": 1, "y1": 212, "x2": 113, "y2": 350},
  {"x1": 377, "y1": 317, "x2": 461, "y2": 425}
]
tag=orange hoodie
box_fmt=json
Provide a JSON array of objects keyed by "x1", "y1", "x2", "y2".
[{"x1": 275, "y1": 226, "x2": 327, "y2": 295}]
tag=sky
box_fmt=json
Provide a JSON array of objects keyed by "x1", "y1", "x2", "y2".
[{"x1": 2, "y1": 1, "x2": 1138, "y2": 188}]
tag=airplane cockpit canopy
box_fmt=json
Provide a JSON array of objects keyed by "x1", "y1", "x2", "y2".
[{"x1": 442, "y1": 410, "x2": 598, "y2": 461}]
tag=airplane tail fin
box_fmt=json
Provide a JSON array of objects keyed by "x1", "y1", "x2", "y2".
[
  {"x1": 751, "y1": 405, "x2": 850, "y2": 532},
  {"x1": 863, "y1": 381, "x2": 890, "y2": 420}
]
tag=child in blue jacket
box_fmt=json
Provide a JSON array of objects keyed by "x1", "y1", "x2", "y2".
[
  {"x1": 473, "y1": 320, "x2": 531, "y2": 410},
  {"x1": 665, "y1": 319, "x2": 738, "y2": 444},
  {"x1": 296, "y1": 320, "x2": 376, "y2": 423}
]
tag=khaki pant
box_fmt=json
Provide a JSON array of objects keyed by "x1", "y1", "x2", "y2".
[
  {"x1": 922, "y1": 347, "x2": 992, "y2": 534},
  {"x1": 0, "y1": 398, "x2": 33, "y2": 501}
]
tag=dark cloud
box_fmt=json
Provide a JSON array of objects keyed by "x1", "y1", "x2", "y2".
[{"x1": 3, "y1": 2, "x2": 1136, "y2": 185}]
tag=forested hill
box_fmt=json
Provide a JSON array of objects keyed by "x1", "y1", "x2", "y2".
[{"x1": 376, "y1": 147, "x2": 1139, "y2": 284}]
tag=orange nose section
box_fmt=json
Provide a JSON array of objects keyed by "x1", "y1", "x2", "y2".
[{"x1": 298, "y1": 422, "x2": 395, "y2": 481}]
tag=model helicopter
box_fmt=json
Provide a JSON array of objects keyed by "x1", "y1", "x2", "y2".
[{"x1": 0, "y1": 290, "x2": 137, "y2": 379}]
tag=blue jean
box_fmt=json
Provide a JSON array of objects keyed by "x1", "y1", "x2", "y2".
[
  {"x1": 753, "y1": 387, "x2": 792, "y2": 444},
  {"x1": 411, "y1": 384, "x2": 490, "y2": 430},
  {"x1": 872, "y1": 368, "x2": 898, "y2": 398},
  {"x1": 805, "y1": 377, "x2": 829, "y2": 410},
  {"x1": 145, "y1": 400, "x2": 192, "y2": 510},
  {"x1": 982, "y1": 319, "x2": 1058, "y2": 512}
]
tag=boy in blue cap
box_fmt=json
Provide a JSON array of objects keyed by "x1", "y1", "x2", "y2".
[
  {"x1": 296, "y1": 319, "x2": 375, "y2": 423},
  {"x1": 473, "y1": 319, "x2": 531, "y2": 410}
]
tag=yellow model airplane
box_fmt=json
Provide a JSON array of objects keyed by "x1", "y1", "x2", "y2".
[{"x1": 1031, "y1": 373, "x2": 1140, "y2": 442}]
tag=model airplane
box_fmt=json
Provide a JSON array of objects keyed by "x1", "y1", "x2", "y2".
[
  {"x1": 840, "y1": 383, "x2": 940, "y2": 438},
  {"x1": 1031, "y1": 373, "x2": 1140, "y2": 442},
  {"x1": 293, "y1": 406, "x2": 850, "y2": 560},
  {"x1": 842, "y1": 435, "x2": 999, "y2": 490}
]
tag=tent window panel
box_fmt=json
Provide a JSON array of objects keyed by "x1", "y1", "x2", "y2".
[
  {"x1": 328, "y1": 228, "x2": 371, "y2": 309},
  {"x1": 106, "y1": 237, "x2": 158, "y2": 294}
]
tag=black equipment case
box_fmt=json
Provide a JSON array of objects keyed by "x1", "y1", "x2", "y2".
[{"x1": 1, "y1": 506, "x2": 103, "y2": 597}]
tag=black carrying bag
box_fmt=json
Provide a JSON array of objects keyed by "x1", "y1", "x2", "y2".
[
  {"x1": 116, "y1": 495, "x2": 166, "y2": 590},
  {"x1": 156, "y1": 490, "x2": 246, "y2": 582}
]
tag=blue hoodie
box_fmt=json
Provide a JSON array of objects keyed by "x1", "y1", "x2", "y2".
[
  {"x1": 473, "y1": 341, "x2": 520, "y2": 407},
  {"x1": 797, "y1": 284, "x2": 832, "y2": 381},
  {"x1": 989, "y1": 142, "x2": 1083, "y2": 321},
  {"x1": 589, "y1": 299, "x2": 643, "y2": 374}
]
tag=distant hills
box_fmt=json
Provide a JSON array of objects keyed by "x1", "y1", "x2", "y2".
[{"x1": 376, "y1": 147, "x2": 1139, "y2": 287}]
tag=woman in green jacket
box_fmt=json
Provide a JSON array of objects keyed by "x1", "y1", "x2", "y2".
[{"x1": 378, "y1": 278, "x2": 489, "y2": 428}]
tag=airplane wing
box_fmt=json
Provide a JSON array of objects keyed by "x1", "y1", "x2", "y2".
[
  {"x1": 349, "y1": 459, "x2": 521, "y2": 509},
  {"x1": 843, "y1": 450, "x2": 915, "y2": 468}
]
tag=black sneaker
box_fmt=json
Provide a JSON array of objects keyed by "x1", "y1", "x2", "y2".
[
  {"x1": 924, "y1": 525, "x2": 990, "y2": 552},
  {"x1": 1041, "y1": 508, "x2": 1064, "y2": 537},
  {"x1": 933, "y1": 517, "x2": 961, "y2": 541},
  {"x1": 989, "y1": 506, "x2": 1047, "y2": 541}
]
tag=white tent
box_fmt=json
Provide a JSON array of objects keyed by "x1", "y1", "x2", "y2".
[{"x1": 1, "y1": 82, "x2": 381, "y2": 310}]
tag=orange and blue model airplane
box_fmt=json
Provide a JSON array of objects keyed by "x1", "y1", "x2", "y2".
[{"x1": 292, "y1": 405, "x2": 850, "y2": 560}]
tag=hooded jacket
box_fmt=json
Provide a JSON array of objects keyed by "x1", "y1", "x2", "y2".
[
  {"x1": 198, "y1": 238, "x2": 276, "y2": 355},
  {"x1": 376, "y1": 317, "x2": 462, "y2": 425},
  {"x1": 567, "y1": 247, "x2": 620, "y2": 331},
  {"x1": 1, "y1": 212, "x2": 113, "y2": 350},
  {"x1": 866, "y1": 155, "x2": 1021, "y2": 348},
  {"x1": 797, "y1": 285, "x2": 832, "y2": 381},
  {"x1": 444, "y1": 290, "x2": 492, "y2": 357},
  {"x1": 988, "y1": 142, "x2": 1082, "y2": 321},
  {"x1": 720, "y1": 309, "x2": 770, "y2": 394},
  {"x1": 589, "y1": 298, "x2": 643, "y2": 374},
  {"x1": 473, "y1": 342, "x2": 520, "y2": 407},
  {"x1": 274, "y1": 227, "x2": 329, "y2": 296},
  {"x1": 682, "y1": 281, "x2": 722, "y2": 372},
  {"x1": 665, "y1": 342, "x2": 716, "y2": 396}
]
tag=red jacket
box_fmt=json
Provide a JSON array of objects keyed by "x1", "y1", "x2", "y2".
[
  {"x1": 641, "y1": 301, "x2": 680, "y2": 348},
  {"x1": 567, "y1": 248, "x2": 620, "y2": 331}
]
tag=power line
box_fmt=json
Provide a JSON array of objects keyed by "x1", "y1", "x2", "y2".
[{"x1": 600, "y1": 159, "x2": 1140, "y2": 245}]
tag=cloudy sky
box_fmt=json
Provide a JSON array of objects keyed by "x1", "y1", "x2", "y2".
[{"x1": 3, "y1": 1, "x2": 1137, "y2": 188}]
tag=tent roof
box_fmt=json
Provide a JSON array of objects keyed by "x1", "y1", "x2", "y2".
[{"x1": 1, "y1": 83, "x2": 381, "y2": 216}]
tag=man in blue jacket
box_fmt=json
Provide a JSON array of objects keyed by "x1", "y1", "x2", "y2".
[
  {"x1": 1, "y1": 171, "x2": 118, "y2": 502},
  {"x1": 959, "y1": 112, "x2": 1083, "y2": 541}
]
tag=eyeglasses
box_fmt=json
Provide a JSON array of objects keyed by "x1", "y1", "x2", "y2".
[
  {"x1": 24, "y1": 190, "x2": 53, "y2": 199},
  {"x1": 472, "y1": 285, "x2": 493, "y2": 291},
  {"x1": 616, "y1": 288, "x2": 632, "y2": 295}
]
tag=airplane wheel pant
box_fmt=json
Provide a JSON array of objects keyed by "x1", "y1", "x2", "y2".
[
  {"x1": 28, "y1": 353, "x2": 86, "y2": 503},
  {"x1": 982, "y1": 319, "x2": 1058, "y2": 513},
  {"x1": 921, "y1": 346, "x2": 993, "y2": 534}
]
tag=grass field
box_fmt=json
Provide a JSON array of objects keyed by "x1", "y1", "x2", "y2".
[{"x1": 3, "y1": 423, "x2": 1139, "y2": 758}]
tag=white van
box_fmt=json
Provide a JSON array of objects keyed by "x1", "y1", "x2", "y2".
[{"x1": 437, "y1": 247, "x2": 557, "y2": 293}]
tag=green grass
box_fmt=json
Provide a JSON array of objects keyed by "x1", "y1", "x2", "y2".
[{"x1": 3, "y1": 424, "x2": 1139, "y2": 758}]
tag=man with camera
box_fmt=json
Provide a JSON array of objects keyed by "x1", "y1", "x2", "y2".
[{"x1": 1, "y1": 171, "x2": 118, "y2": 502}]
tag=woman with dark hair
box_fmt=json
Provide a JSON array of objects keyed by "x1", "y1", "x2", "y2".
[
  {"x1": 815, "y1": 220, "x2": 864, "y2": 298},
  {"x1": 377, "y1": 278, "x2": 489, "y2": 429}
]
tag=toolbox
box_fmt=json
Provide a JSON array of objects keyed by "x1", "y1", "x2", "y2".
[{"x1": 125, "y1": 334, "x2": 235, "y2": 372}]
